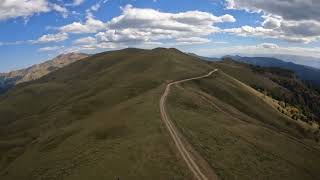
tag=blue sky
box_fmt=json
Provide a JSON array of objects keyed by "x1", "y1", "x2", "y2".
[{"x1": 1, "y1": 0, "x2": 320, "y2": 72}]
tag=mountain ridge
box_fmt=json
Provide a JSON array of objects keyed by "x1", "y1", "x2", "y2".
[{"x1": 0, "y1": 52, "x2": 89, "y2": 93}]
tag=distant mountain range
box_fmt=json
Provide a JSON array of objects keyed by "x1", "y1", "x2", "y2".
[
  {"x1": 223, "y1": 55, "x2": 320, "y2": 87},
  {"x1": 217, "y1": 54, "x2": 320, "y2": 69},
  {"x1": 266, "y1": 54, "x2": 320, "y2": 69},
  {"x1": 188, "y1": 53, "x2": 220, "y2": 62},
  {"x1": 0, "y1": 52, "x2": 89, "y2": 93}
]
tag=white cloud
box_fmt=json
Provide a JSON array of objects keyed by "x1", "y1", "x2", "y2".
[
  {"x1": 262, "y1": 15, "x2": 281, "y2": 29},
  {"x1": 226, "y1": 0, "x2": 320, "y2": 22},
  {"x1": 96, "y1": 29, "x2": 151, "y2": 43},
  {"x1": 33, "y1": 33, "x2": 68, "y2": 43},
  {"x1": 51, "y1": 3, "x2": 68, "y2": 18},
  {"x1": 58, "y1": 5, "x2": 235, "y2": 50},
  {"x1": 73, "y1": 36, "x2": 120, "y2": 49},
  {"x1": 67, "y1": 36, "x2": 120, "y2": 53},
  {"x1": 85, "y1": 0, "x2": 109, "y2": 18},
  {"x1": 60, "y1": 16, "x2": 106, "y2": 34},
  {"x1": 0, "y1": 32, "x2": 68, "y2": 46},
  {"x1": 225, "y1": 0, "x2": 320, "y2": 44},
  {"x1": 0, "y1": 0, "x2": 71, "y2": 21},
  {"x1": 2, "y1": 4, "x2": 237, "y2": 50},
  {"x1": 67, "y1": 0, "x2": 85, "y2": 6},
  {"x1": 223, "y1": 22, "x2": 320, "y2": 44},
  {"x1": 0, "y1": 0, "x2": 50, "y2": 20},
  {"x1": 38, "y1": 46, "x2": 63, "y2": 52},
  {"x1": 91, "y1": 4, "x2": 235, "y2": 47},
  {"x1": 107, "y1": 5, "x2": 233, "y2": 35},
  {"x1": 73, "y1": 36, "x2": 96, "y2": 45}
]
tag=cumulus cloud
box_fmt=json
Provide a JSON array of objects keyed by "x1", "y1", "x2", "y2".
[
  {"x1": 226, "y1": 0, "x2": 320, "y2": 22},
  {"x1": 225, "y1": 0, "x2": 320, "y2": 44},
  {"x1": 107, "y1": 5, "x2": 233, "y2": 34},
  {"x1": 2, "y1": 4, "x2": 236, "y2": 50},
  {"x1": 57, "y1": 5, "x2": 235, "y2": 51},
  {"x1": 60, "y1": 16, "x2": 106, "y2": 34},
  {"x1": 0, "y1": 0, "x2": 70, "y2": 21},
  {"x1": 73, "y1": 36, "x2": 96, "y2": 45},
  {"x1": 262, "y1": 15, "x2": 281, "y2": 29},
  {"x1": 33, "y1": 33, "x2": 68, "y2": 43},
  {"x1": 70, "y1": 36, "x2": 119, "y2": 52},
  {"x1": 224, "y1": 20, "x2": 320, "y2": 44},
  {"x1": 0, "y1": 0, "x2": 50, "y2": 20},
  {"x1": 91, "y1": 4, "x2": 234, "y2": 47},
  {"x1": 0, "y1": 32, "x2": 68, "y2": 46}
]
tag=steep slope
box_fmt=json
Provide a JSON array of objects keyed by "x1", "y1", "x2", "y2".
[
  {"x1": 0, "y1": 48, "x2": 319, "y2": 180},
  {"x1": 213, "y1": 59, "x2": 320, "y2": 122},
  {"x1": 0, "y1": 53, "x2": 89, "y2": 94}
]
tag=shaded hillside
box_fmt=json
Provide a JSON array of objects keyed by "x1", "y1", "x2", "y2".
[
  {"x1": 251, "y1": 65, "x2": 320, "y2": 121},
  {"x1": 225, "y1": 55, "x2": 320, "y2": 86},
  {"x1": 213, "y1": 59, "x2": 320, "y2": 123},
  {"x1": 0, "y1": 53, "x2": 89, "y2": 94},
  {"x1": 0, "y1": 48, "x2": 319, "y2": 180}
]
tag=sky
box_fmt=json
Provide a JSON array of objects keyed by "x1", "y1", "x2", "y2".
[{"x1": 1, "y1": 0, "x2": 320, "y2": 72}]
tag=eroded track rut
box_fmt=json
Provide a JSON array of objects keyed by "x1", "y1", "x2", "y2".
[{"x1": 159, "y1": 69, "x2": 218, "y2": 180}]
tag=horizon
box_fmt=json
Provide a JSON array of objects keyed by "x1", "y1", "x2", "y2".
[
  {"x1": 1, "y1": 0, "x2": 320, "y2": 72},
  {"x1": 2, "y1": 46, "x2": 320, "y2": 73},
  {"x1": 1, "y1": 2, "x2": 320, "y2": 178}
]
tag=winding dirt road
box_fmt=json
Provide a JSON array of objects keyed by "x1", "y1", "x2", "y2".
[{"x1": 159, "y1": 69, "x2": 218, "y2": 180}]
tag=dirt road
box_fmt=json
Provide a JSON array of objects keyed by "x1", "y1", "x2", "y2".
[{"x1": 159, "y1": 69, "x2": 218, "y2": 180}]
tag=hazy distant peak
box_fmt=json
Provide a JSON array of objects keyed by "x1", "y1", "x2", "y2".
[{"x1": 0, "y1": 52, "x2": 89, "y2": 93}]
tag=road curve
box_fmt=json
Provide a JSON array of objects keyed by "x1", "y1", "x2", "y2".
[{"x1": 159, "y1": 69, "x2": 218, "y2": 180}]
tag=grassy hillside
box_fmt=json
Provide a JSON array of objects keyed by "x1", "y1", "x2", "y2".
[
  {"x1": 167, "y1": 70, "x2": 320, "y2": 180},
  {"x1": 0, "y1": 48, "x2": 211, "y2": 180},
  {"x1": 0, "y1": 48, "x2": 319, "y2": 180}
]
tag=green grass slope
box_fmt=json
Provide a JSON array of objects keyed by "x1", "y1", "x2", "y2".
[
  {"x1": 1, "y1": 48, "x2": 319, "y2": 180},
  {"x1": 167, "y1": 70, "x2": 320, "y2": 180},
  {"x1": 0, "y1": 48, "x2": 211, "y2": 180}
]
